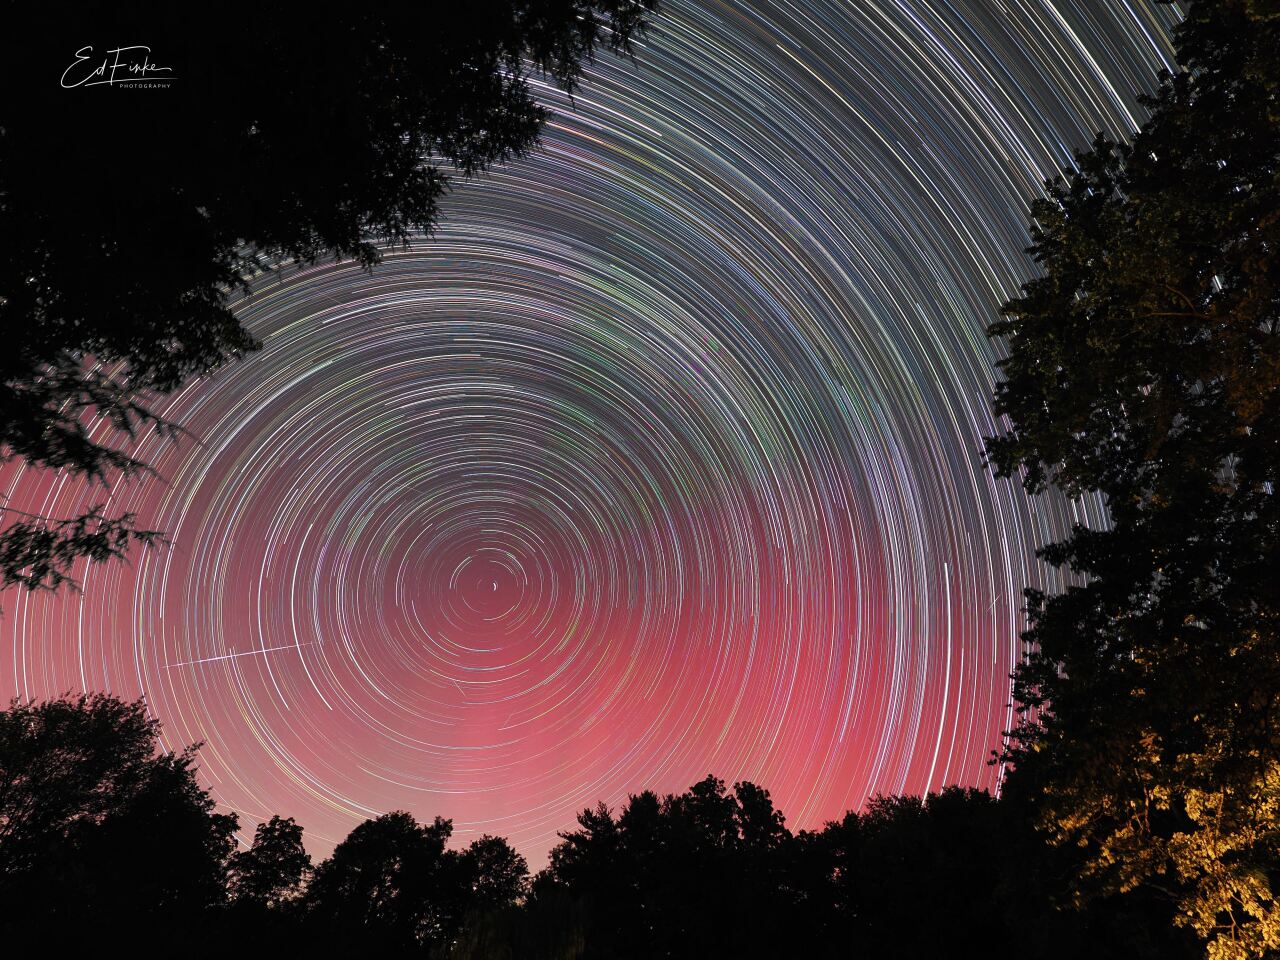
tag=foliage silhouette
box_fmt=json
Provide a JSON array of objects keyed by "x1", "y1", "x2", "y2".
[
  {"x1": 228, "y1": 814, "x2": 311, "y2": 909},
  {"x1": 0, "y1": 694, "x2": 237, "y2": 950},
  {"x1": 305, "y1": 810, "x2": 475, "y2": 954},
  {"x1": 986, "y1": 0, "x2": 1280, "y2": 954},
  {"x1": 0, "y1": 1, "x2": 655, "y2": 593},
  {"x1": 462, "y1": 834, "x2": 531, "y2": 912},
  {"x1": 0, "y1": 694, "x2": 1211, "y2": 957}
]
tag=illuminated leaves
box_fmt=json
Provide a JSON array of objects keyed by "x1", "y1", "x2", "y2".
[{"x1": 991, "y1": 2, "x2": 1280, "y2": 956}]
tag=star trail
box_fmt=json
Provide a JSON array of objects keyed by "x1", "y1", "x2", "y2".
[{"x1": 1, "y1": 1, "x2": 1179, "y2": 860}]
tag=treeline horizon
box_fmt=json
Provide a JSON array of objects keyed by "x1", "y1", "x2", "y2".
[{"x1": 0, "y1": 693, "x2": 1197, "y2": 959}]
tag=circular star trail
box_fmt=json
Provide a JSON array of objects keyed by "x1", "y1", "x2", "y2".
[{"x1": 1, "y1": 1, "x2": 1179, "y2": 859}]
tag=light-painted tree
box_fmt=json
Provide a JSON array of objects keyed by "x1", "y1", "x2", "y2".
[{"x1": 988, "y1": 2, "x2": 1280, "y2": 956}]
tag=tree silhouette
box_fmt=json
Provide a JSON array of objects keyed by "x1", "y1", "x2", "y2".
[
  {"x1": 305, "y1": 811, "x2": 462, "y2": 953},
  {"x1": 228, "y1": 815, "x2": 311, "y2": 909},
  {"x1": 986, "y1": 0, "x2": 1280, "y2": 954},
  {"x1": 0, "y1": 696, "x2": 1211, "y2": 957},
  {"x1": 462, "y1": 834, "x2": 530, "y2": 912},
  {"x1": 444, "y1": 836, "x2": 533, "y2": 959},
  {"x1": 0, "y1": 694, "x2": 237, "y2": 949},
  {"x1": 798, "y1": 789, "x2": 1012, "y2": 958},
  {"x1": 532, "y1": 775, "x2": 807, "y2": 959},
  {"x1": 0, "y1": 1, "x2": 656, "y2": 593}
]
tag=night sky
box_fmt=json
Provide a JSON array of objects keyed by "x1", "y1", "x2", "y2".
[{"x1": 1, "y1": 1, "x2": 1179, "y2": 861}]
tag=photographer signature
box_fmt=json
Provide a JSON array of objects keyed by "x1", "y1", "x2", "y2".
[{"x1": 62, "y1": 45, "x2": 175, "y2": 88}]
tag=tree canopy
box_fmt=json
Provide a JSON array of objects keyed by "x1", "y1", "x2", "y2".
[
  {"x1": 0, "y1": 694, "x2": 237, "y2": 948},
  {"x1": 0, "y1": 1, "x2": 655, "y2": 593},
  {"x1": 0, "y1": 692, "x2": 1207, "y2": 957},
  {"x1": 228, "y1": 815, "x2": 312, "y2": 910},
  {"x1": 306, "y1": 810, "x2": 464, "y2": 951},
  {"x1": 987, "y1": 0, "x2": 1280, "y2": 956}
]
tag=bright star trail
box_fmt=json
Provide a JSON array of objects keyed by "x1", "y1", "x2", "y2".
[{"x1": 0, "y1": 1, "x2": 1178, "y2": 860}]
